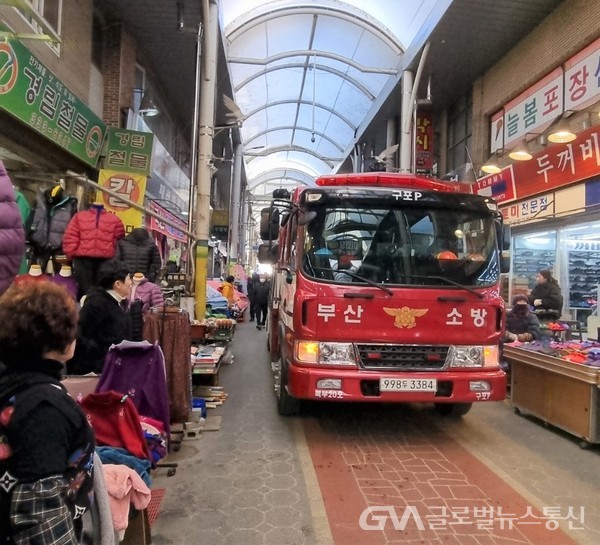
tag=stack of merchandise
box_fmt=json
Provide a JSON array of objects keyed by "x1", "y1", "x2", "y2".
[{"x1": 191, "y1": 344, "x2": 225, "y2": 374}]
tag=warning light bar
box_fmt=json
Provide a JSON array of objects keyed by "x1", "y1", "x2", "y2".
[{"x1": 315, "y1": 173, "x2": 471, "y2": 194}]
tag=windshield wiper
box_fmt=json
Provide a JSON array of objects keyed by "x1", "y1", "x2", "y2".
[
  {"x1": 310, "y1": 267, "x2": 393, "y2": 296},
  {"x1": 404, "y1": 274, "x2": 484, "y2": 299}
]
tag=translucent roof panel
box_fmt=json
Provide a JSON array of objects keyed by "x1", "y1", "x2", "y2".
[{"x1": 220, "y1": 0, "x2": 439, "y2": 194}]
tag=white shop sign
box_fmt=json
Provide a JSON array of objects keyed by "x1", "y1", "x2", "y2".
[{"x1": 491, "y1": 36, "x2": 600, "y2": 154}]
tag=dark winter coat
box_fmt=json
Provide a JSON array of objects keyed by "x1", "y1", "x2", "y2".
[
  {"x1": 116, "y1": 228, "x2": 162, "y2": 282},
  {"x1": 28, "y1": 187, "x2": 77, "y2": 251},
  {"x1": 63, "y1": 205, "x2": 125, "y2": 259},
  {"x1": 528, "y1": 281, "x2": 563, "y2": 313},
  {"x1": 67, "y1": 288, "x2": 132, "y2": 374},
  {"x1": 0, "y1": 358, "x2": 95, "y2": 545},
  {"x1": 506, "y1": 309, "x2": 541, "y2": 341},
  {"x1": 0, "y1": 161, "x2": 25, "y2": 294},
  {"x1": 253, "y1": 281, "x2": 270, "y2": 306}
]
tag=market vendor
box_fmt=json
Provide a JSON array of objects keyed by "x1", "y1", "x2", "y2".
[
  {"x1": 505, "y1": 294, "x2": 541, "y2": 343},
  {"x1": 528, "y1": 269, "x2": 563, "y2": 317}
]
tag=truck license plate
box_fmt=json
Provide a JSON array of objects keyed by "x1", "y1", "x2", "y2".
[{"x1": 379, "y1": 378, "x2": 437, "y2": 392}]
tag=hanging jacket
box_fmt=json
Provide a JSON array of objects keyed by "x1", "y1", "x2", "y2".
[
  {"x1": 28, "y1": 187, "x2": 77, "y2": 251},
  {"x1": 0, "y1": 161, "x2": 25, "y2": 294},
  {"x1": 115, "y1": 228, "x2": 162, "y2": 282},
  {"x1": 96, "y1": 340, "x2": 170, "y2": 438},
  {"x1": 129, "y1": 277, "x2": 164, "y2": 313},
  {"x1": 80, "y1": 391, "x2": 151, "y2": 462},
  {"x1": 63, "y1": 205, "x2": 125, "y2": 259}
]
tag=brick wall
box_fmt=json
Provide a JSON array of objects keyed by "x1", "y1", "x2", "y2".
[{"x1": 471, "y1": 0, "x2": 600, "y2": 163}]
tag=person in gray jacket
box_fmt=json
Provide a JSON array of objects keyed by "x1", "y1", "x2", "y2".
[
  {"x1": 0, "y1": 160, "x2": 25, "y2": 295},
  {"x1": 115, "y1": 227, "x2": 162, "y2": 282}
]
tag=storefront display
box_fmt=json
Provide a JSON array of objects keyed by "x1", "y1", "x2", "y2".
[{"x1": 504, "y1": 344, "x2": 600, "y2": 447}]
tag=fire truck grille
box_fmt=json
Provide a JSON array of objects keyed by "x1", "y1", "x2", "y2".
[{"x1": 355, "y1": 344, "x2": 449, "y2": 371}]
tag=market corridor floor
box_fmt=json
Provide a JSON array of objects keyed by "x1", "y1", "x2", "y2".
[{"x1": 151, "y1": 321, "x2": 600, "y2": 545}]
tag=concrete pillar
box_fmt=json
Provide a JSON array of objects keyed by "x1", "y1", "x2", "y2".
[
  {"x1": 194, "y1": 0, "x2": 218, "y2": 320},
  {"x1": 400, "y1": 70, "x2": 413, "y2": 173}
]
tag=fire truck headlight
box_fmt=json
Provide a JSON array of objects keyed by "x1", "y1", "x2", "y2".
[
  {"x1": 450, "y1": 345, "x2": 498, "y2": 368},
  {"x1": 295, "y1": 341, "x2": 358, "y2": 366}
]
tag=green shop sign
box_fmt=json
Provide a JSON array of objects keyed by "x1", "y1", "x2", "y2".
[
  {"x1": 0, "y1": 34, "x2": 106, "y2": 168},
  {"x1": 104, "y1": 127, "x2": 154, "y2": 176}
]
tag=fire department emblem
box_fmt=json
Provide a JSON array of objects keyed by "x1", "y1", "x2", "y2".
[{"x1": 383, "y1": 306, "x2": 429, "y2": 328}]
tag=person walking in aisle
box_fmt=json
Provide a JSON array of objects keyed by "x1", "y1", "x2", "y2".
[
  {"x1": 247, "y1": 272, "x2": 259, "y2": 322},
  {"x1": 253, "y1": 273, "x2": 270, "y2": 330},
  {"x1": 0, "y1": 281, "x2": 95, "y2": 545}
]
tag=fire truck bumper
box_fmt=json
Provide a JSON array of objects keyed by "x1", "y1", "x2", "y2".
[{"x1": 287, "y1": 365, "x2": 507, "y2": 403}]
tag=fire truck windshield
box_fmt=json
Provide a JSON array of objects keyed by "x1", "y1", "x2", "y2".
[{"x1": 302, "y1": 204, "x2": 499, "y2": 288}]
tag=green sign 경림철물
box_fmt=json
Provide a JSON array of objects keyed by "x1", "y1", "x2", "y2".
[{"x1": 0, "y1": 33, "x2": 106, "y2": 168}]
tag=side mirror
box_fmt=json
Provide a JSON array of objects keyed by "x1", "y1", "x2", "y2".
[
  {"x1": 273, "y1": 188, "x2": 291, "y2": 200},
  {"x1": 260, "y1": 207, "x2": 280, "y2": 241},
  {"x1": 257, "y1": 242, "x2": 278, "y2": 264}
]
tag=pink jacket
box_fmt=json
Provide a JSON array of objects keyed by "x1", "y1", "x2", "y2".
[
  {"x1": 102, "y1": 464, "x2": 151, "y2": 533},
  {"x1": 129, "y1": 278, "x2": 164, "y2": 313}
]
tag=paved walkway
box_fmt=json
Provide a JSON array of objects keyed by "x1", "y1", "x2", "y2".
[{"x1": 151, "y1": 321, "x2": 599, "y2": 545}]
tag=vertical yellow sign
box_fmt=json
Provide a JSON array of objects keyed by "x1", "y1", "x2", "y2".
[{"x1": 98, "y1": 169, "x2": 147, "y2": 233}]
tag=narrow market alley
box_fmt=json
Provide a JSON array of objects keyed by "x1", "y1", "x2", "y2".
[{"x1": 151, "y1": 321, "x2": 600, "y2": 545}]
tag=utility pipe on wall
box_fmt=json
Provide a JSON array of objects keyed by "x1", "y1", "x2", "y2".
[{"x1": 229, "y1": 142, "x2": 242, "y2": 265}]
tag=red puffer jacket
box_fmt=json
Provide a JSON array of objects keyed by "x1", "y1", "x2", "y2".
[{"x1": 63, "y1": 205, "x2": 125, "y2": 259}]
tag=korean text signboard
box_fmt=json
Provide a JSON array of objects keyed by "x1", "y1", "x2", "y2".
[
  {"x1": 0, "y1": 33, "x2": 106, "y2": 167},
  {"x1": 98, "y1": 169, "x2": 147, "y2": 234},
  {"x1": 476, "y1": 124, "x2": 600, "y2": 205},
  {"x1": 105, "y1": 128, "x2": 153, "y2": 176},
  {"x1": 415, "y1": 112, "x2": 433, "y2": 172},
  {"x1": 149, "y1": 201, "x2": 187, "y2": 243},
  {"x1": 490, "y1": 36, "x2": 600, "y2": 154}
]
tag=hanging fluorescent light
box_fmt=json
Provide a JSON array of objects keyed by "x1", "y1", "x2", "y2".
[
  {"x1": 547, "y1": 117, "x2": 576, "y2": 143},
  {"x1": 508, "y1": 139, "x2": 532, "y2": 161}
]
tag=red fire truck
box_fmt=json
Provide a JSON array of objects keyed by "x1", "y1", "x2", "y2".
[{"x1": 258, "y1": 173, "x2": 510, "y2": 416}]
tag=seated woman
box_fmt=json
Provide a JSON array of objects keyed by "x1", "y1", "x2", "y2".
[{"x1": 505, "y1": 294, "x2": 541, "y2": 343}]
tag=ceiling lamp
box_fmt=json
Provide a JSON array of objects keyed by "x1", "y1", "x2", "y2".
[
  {"x1": 139, "y1": 92, "x2": 159, "y2": 117},
  {"x1": 508, "y1": 139, "x2": 532, "y2": 161},
  {"x1": 547, "y1": 117, "x2": 576, "y2": 143},
  {"x1": 480, "y1": 152, "x2": 502, "y2": 174}
]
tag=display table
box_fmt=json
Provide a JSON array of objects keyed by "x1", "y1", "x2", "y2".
[{"x1": 503, "y1": 346, "x2": 600, "y2": 447}]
